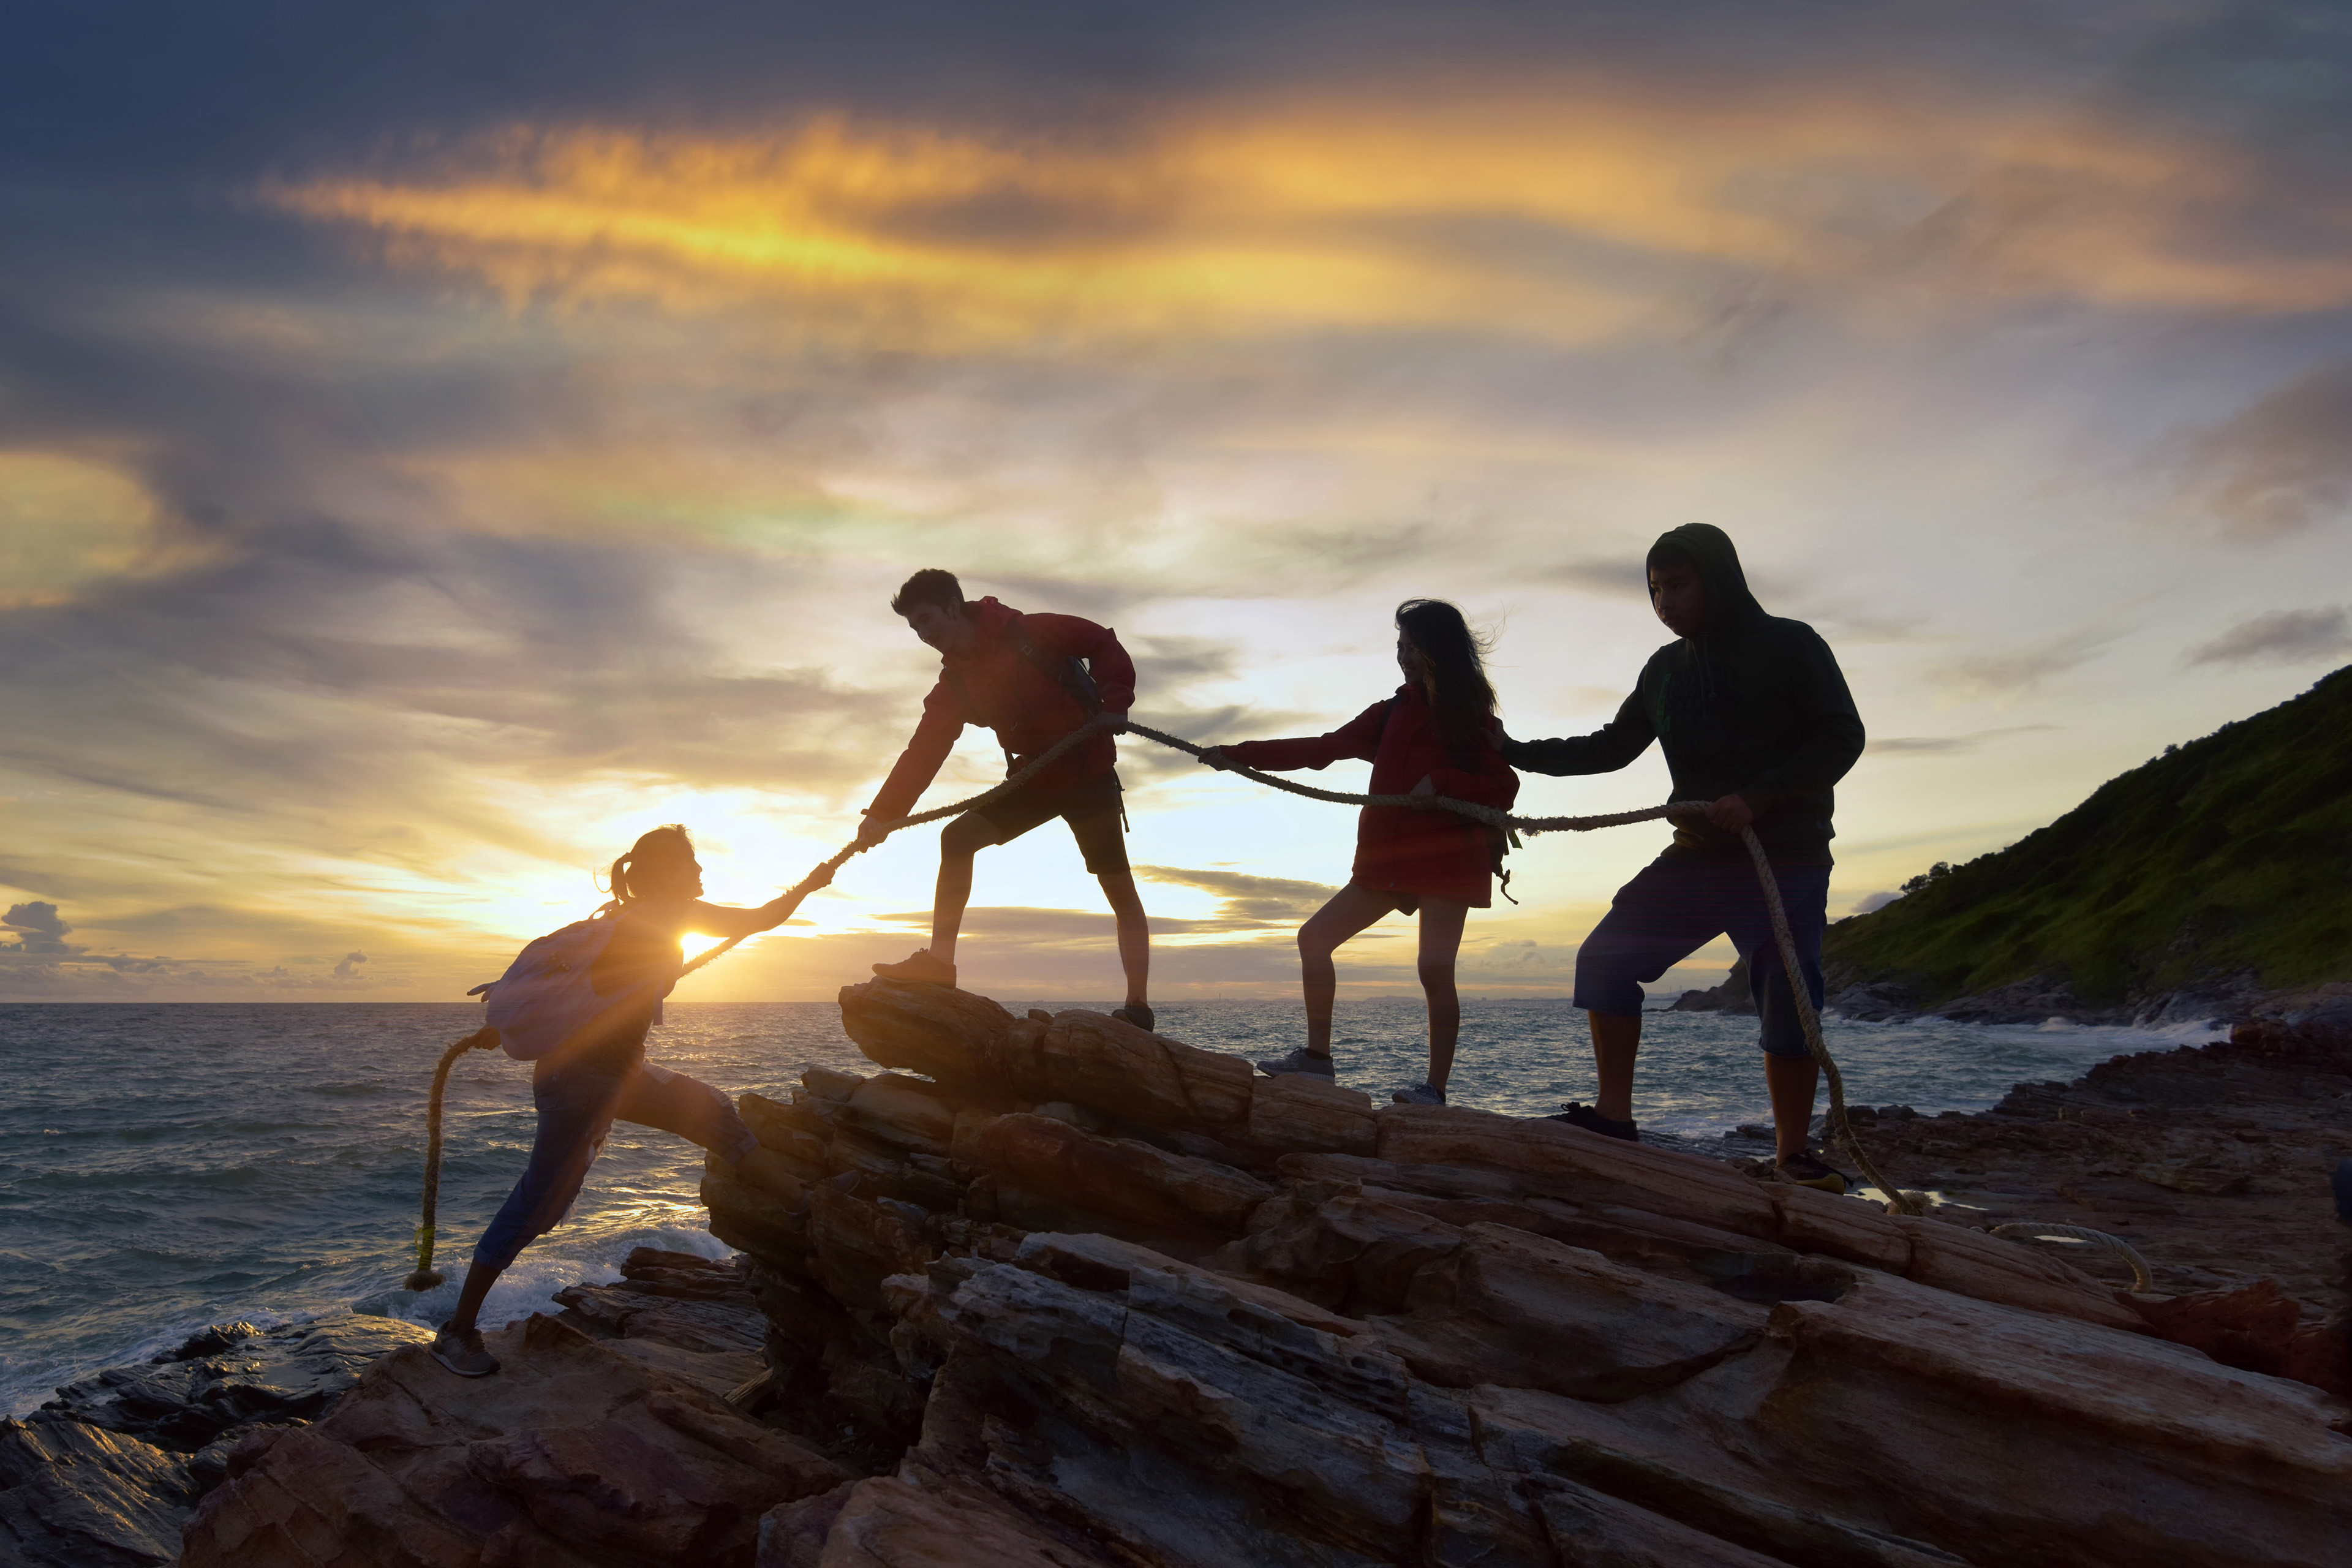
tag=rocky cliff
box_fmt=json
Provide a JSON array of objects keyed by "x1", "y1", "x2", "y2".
[{"x1": 176, "y1": 984, "x2": 2352, "y2": 1567}]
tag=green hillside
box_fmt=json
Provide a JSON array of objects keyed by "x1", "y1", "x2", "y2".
[{"x1": 1820, "y1": 665, "x2": 2352, "y2": 1008}]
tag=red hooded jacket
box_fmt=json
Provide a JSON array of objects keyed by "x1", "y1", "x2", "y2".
[
  {"x1": 1223, "y1": 684, "x2": 1518, "y2": 907},
  {"x1": 866, "y1": 597, "x2": 1137, "y2": 823}
]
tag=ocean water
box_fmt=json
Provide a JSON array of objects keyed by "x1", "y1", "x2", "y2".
[{"x1": 0, "y1": 998, "x2": 2226, "y2": 1417}]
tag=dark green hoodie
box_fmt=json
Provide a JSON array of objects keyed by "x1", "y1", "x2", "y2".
[{"x1": 1502, "y1": 524, "x2": 1865, "y2": 861}]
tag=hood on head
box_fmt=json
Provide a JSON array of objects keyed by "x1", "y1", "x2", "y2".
[{"x1": 1649, "y1": 523, "x2": 1763, "y2": 634}]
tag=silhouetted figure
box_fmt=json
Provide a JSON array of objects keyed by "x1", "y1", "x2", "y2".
[
  {"x1": 859, "y1": 570, "x2": 1153, "y2": 1027},
  {"x1": 432, "y1": 826, "x2": 820, "y2": 1378},
  {"x1": 1206, "y1": 599, "x2": 1517, "y2": 1105},
  {"x1": 1506, "y1": 526, "x2": 1864, "y2": 1189}
]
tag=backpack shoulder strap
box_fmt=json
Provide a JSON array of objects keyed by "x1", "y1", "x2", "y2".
[{"x1": 1005, "y1": 614, "x2": 1102, "y2": 715}]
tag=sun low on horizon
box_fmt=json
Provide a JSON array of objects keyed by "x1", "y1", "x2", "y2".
[{"x1": 3, "y1": 1, "x2": 2350, "y2": 1005}]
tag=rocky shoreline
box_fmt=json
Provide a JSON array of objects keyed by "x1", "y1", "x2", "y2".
[{"x1": 9, "y1": 986, "x2": 2350, "y2": 1566}]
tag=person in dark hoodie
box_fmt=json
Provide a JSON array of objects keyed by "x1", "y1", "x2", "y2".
[
  {"x1": 1504, "y1": 524, "x2": 1865, "y2": 1191},
  {"x1": 858, "y1": 570, "x2": 1156, "y2": 1030}
]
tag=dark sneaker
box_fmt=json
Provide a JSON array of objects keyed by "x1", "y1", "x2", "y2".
[
  {"x1": 431, "y1": 1326, "x2": 499, "y2": 1378},
  {"x1": 1110, "y1": 1003, "x2": 1156, "y2": 1033},
  {"x1": 1776, "y1": 1152, "x2": 1853, "y2": 1195},
  {"x1": 1392, "y1": 1081, "x2": 1446, "y2": 1106},
  {"x1": 1548, "y1": 1102, "x2": 1640, "y2": 1142},
  {"x1": 1256, "y1": 1048, "x2": 1336, "y2": 1079},
  {"x1": 871, "y1": 948, "x2": 956, "y2": 987}
]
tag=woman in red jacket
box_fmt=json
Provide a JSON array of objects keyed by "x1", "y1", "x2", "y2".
[{"x1": 1204, "y1": 600, "x2": 1518, "y2": 1105}]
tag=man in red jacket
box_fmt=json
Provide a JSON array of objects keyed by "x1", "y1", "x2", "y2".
[{"x1": 857, "y1": 570, "x2": 1156, "y2": 1029}]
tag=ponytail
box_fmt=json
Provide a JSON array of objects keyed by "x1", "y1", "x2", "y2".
[{"x1": 606, "y1": 824, "x2": 694, "y2": 907}]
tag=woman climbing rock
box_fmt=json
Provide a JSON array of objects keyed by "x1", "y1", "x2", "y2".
[{"x1": 431, "y1": 825, "x2": 822, "y2": 1378}]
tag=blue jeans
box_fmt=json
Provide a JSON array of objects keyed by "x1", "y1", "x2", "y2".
[
  {"x1": 472, "y1": 1058, "x2": 758, "y2": 1273},
  {"x1": 1573, "y1": 854, "x2": 1831, "y2": 1058}
]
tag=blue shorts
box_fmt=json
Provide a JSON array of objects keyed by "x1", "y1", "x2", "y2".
[
  {"x1": 472, "y1": 1059, "x2": 759, "y2": 1273},
  {"x1": 1573, "y1": 854, "x2": 1831, "y2": 1058}
]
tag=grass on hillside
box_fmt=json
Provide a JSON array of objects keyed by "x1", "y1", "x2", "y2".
[{"x1": 1820, "y1": 664, "x2": 2352, "y2": 1006}]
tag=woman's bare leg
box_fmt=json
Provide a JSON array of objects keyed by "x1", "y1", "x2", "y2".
[
  {"x1": 445, "y1": 1259, "x2": 500, "y2": 1335},
  {"x1": 1415, "y1": 898, "x2": 1469, "y2": 1091},
  {"x1": 1297, "y1": 886, "x2": 1401, "y2": 1057}
]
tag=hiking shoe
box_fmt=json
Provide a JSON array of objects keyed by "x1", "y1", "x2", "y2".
[
  {"x1": 1548, "y1": 1102, "x2": 1639, "y2": 1142},
  {"x1": 1256, "y1": 1048, "x2": 1336, "y2": 1079},
  {"x1": 1392, "y1": 1081, "x2": 1447, "y2": 1106},
  {"x1": 430, "y1": 1326, "x2": 499, "y2": 1378},
  {"x1": 871, "y1": 948, "x2": 956, "y2": 987},
  {"x1": 1110, "y1": 1003, "x2": 1156, "y2": 1033},
  {"x1": 1776, "y1": 1152, "x2": 1853, "y2": 1195}
]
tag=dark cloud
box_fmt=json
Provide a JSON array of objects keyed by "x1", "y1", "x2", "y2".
[
  {"x1": 2187, "y1": 606, "x2": 2352, "y2": 666},
  {"x1": 1869, "y1": 725, "x2": 2058, "y2": 755},
  {"x1": 1133, "y1": 865, "x2": 1337, "y2": 926},
  {"x1": 2, "y1": 902, "x2": 75, "y2": 954},
  {"x1": 1929, "y1": 633, "x2": 2110, "y2": 703},
  {"x1": 2175, "y1": 363, "x2": 2352, "y2": 538},
  {"x1": 1532, "y1": 559, "x2": 1649, "y2": 598},
  {"x1": 333, "y1": 950, "x2": 369, "y2": 978}
]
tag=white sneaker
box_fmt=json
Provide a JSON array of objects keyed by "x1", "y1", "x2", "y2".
[{"x1": 1392, "y1": 1082, "x2": 1447, "y2": 1106}]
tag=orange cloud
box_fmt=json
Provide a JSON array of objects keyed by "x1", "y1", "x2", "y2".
[{"x1": 266, "y1": 87, "x2": 2352, "y2": 353}]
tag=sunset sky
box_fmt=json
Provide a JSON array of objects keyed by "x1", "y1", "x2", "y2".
[{"x1": 4, "y1": 1, "x2": 2348, "y2": 1003}]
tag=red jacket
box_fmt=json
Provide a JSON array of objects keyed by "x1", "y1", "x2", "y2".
[
  {"x1": 1223, "y1": 684, "x2": 1519, "y2": 907},
  {"x1": 867, "y1": 597, "x2": 1137, "y2": 821}
]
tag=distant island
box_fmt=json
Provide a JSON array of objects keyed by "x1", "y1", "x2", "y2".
[{"x1": 1676, "y1": 664, "x2": 2352, "y2": 1025}]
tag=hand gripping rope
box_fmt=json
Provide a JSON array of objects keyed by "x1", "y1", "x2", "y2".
[{"x1": 409, "y1": 712, "x2": 2169, "y2": 1288}]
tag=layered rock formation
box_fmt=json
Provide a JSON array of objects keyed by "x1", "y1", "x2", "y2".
[
  {"x1": 182, "y1": 983, "x2": 2352, "y2": 1567},
  {"x1": 1, "y1": 1314, "x2": 432, "y2": 1566}
]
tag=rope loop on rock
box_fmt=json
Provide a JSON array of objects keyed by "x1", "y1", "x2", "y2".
[{"x1": 1989, "y1": 1222, "x2": 2154, "y2": 1292}]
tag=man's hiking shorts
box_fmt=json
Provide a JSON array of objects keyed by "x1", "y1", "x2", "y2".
[
  {"x1": 473, "y1": 1058, "x2": 758, "y2": 1273},
  {"x1": 1573, "y1": 854, "x2": 1831, "y2": 1058},
  {"x1": 948, "y1": 771, "x2": 1128, "y2": 875}
]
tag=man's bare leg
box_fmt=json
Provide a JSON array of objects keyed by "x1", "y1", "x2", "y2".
[
  {"x1": 1764, "y1": 1052, "x2": 1822, "y2": 1161},
  {"x1": 444, "y1": 1257, "x2": 500, "y2": 1336},
  {"x1": 1098, "y1": 869, "x2": 1151, "y2": 1010},
  {"x1": 929, "y1": 840, "x2": 978, "y2": 963},
  {"x1": 1587, "y1": 1011, "x2": 1642, "y2": 1123}
]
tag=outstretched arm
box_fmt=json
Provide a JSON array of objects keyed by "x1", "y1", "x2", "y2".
[
  {"x1": 685, "y1": 863, "x2": 837, "y2": 939},
  {"x1": 1501, "y1": 685, "x2": 1655, "y2": 777},
  {"x1": 1206, "y1": 699, "x2": 1389, "y2": 774},
  {"x1": 859, "y1": 684, "x2": 966, "y2": 845}
]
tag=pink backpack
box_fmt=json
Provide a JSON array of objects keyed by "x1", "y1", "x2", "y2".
[{"x1": 467, "y1": 909, "x2": 669, "y2": 1061}]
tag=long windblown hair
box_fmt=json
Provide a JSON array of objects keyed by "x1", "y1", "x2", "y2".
[
  {"x1": 1395, "y1": 599, "x2": 1497, "y2": 755},
  {"x1": 608, "y1": 824, "x2": 695, "y2": 905}
]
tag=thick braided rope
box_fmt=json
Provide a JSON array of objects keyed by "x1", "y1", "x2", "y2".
[
  {"x1": 1741, "y1": 827, "x2": 1923, "y2": 1217},
  {"x1": 1116, "y1": 717, "x2": 1696, "y2": 835},
  {"x1": 417, "y1": 711, "x2": 1928, "y2": 1292},
  {"x1": 695, "y1": 713, "x2": 1913, "y2": 1211},
  {"x1": 405, "y1": 1026, "x2": 499, "y2": 1289},
  {"x1": 676, "y1": 716, "x2": 1126, "y2": 982},
  {"x1": 1990, "y1": 1222, "x2": 2154, "y2": 1291}
]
